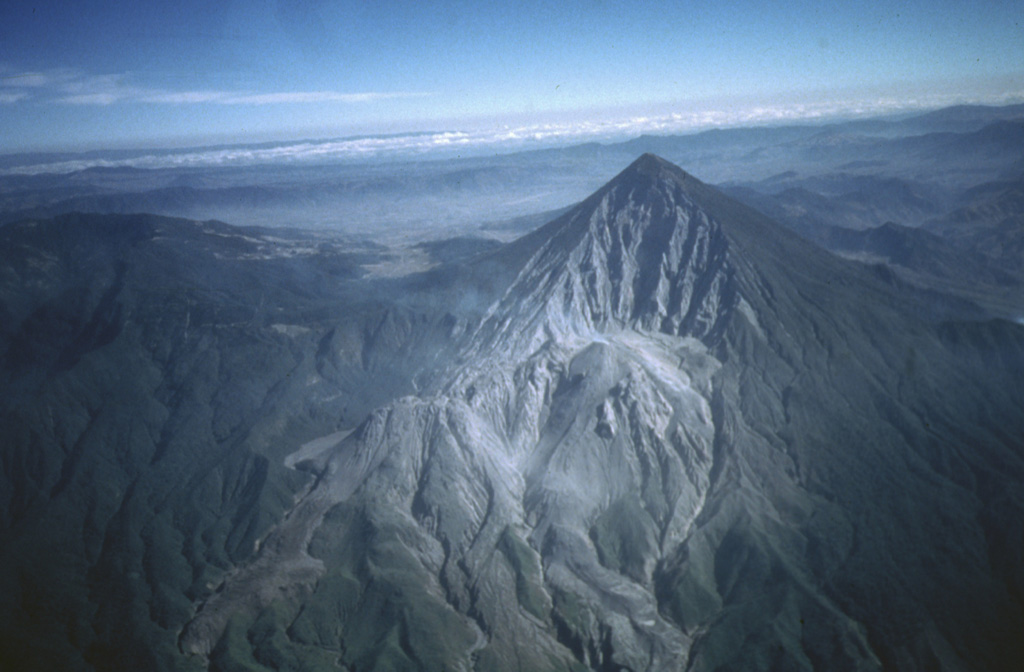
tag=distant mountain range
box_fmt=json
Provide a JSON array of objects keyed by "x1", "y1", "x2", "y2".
[{"x1": 3, "y1": 103, "x2": 1023, "y2": 235}]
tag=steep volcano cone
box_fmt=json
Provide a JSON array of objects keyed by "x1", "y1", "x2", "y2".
[
  {"x1": 474, "y1": 154, "x2": 736, "y2": 358},
  {"x1": 183, "y1": 156, "x2": 1024, "y2": 672}
]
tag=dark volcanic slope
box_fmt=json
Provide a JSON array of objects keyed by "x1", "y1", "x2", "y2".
[
  {"x1": 183, "y1": 156, "x2": 1024, "y2": 671},
  {"x1": 622, "y1": 158, "x2": 1024, "y2": 671},
  {"x1": 3, "y1": 158, "x2": 1024, "y2": 672},
  {"x1": 0, "y1": 214, "x2": 468, "y2": 672}
]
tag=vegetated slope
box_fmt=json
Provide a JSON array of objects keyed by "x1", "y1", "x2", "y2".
[
  {"x1": 926, "y1": 176, "x2": 1024, "y2": 270},
  {"x1": 818, "y1": 221, "x2": 1024, "y2": 319},
  {"x1": 722, "y1": 178, "x2": 1024, "y2": 320},
  {"x1": 0, "y1": 213, "x2": 471, "y2": 671},
  {"x1": 180, "y1": 156, "x2": 1024, "y2": 671},
  {"x1": 721, "y1": 173, "x2": 950, "y2": 235}
]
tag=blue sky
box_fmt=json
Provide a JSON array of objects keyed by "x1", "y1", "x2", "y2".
[{"x1": 1, "y1": 0, "x2": 1022, "y2": 152}]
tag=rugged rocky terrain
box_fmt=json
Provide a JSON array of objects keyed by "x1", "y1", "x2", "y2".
[{"x1": 3, "y1": 156, "x2": 1024, "y2": 671}]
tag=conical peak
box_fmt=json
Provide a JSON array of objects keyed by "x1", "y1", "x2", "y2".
[
  {"x1": 629, "y1": 152, "x2": 677, "y2": 175},
  {"x1": 617, "y1": 153, "x2": 699, "y2": 188},
  {"x1": 475, "y1": 153, "x2": 737, "y2": 352}
]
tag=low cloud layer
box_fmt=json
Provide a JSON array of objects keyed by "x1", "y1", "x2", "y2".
[{"x1": 3, "y1": 65, "x2": 1023, "y2": 175}]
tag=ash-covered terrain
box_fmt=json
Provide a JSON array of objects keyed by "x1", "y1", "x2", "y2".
[{"x1": 3, "y1": 108, "x2": 1024, "y2": 672}]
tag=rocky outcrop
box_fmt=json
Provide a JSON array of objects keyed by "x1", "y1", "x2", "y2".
[{"x1": 182, "y1": 156, "x2": 734, "y2": 669}]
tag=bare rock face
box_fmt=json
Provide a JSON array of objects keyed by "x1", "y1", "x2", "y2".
[
  {"x1": 182, "y1": 155, "x2": 730, "y2": 670},
  {"x1": 181, "y1": 156, "x2": 1024, "y2": 672}
]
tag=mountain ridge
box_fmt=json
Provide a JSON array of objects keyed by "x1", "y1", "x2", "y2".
[
  {"x1": 176, "y1": 155, "x2": 1024, "y2": 671},
  {"x1": 1, "y1": 156, "x2": 1023, "y2": 671}
]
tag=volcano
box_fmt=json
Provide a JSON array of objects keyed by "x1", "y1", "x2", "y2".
[{"x1": 175, "y1": 155, "x2": 1024, "y2": 671}]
